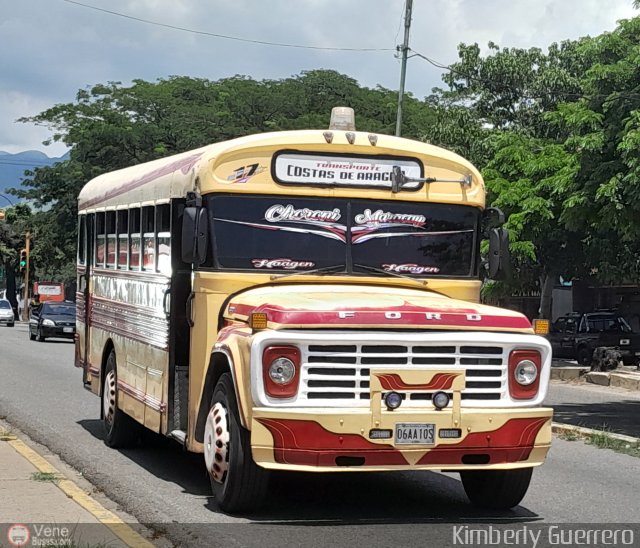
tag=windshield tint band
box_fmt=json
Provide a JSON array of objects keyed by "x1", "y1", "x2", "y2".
[{"x1": 206, "y1": 194, "x2": 479, "y2": 278}]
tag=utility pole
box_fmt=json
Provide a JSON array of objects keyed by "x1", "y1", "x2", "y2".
[
  {"x1": 395, "y1": 0, "x2": 413, "y2": 137},
  {"x1": 22, "y1": 232, "x2": 30, "y2": 321}
]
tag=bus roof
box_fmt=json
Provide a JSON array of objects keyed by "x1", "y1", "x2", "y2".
[{"x1": 78, "y1": 129, "x2": 485, "y2": 212}]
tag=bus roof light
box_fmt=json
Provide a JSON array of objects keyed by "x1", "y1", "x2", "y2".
[{"x1": 329, "y1": 107, "x2": 355, "y2": 131}]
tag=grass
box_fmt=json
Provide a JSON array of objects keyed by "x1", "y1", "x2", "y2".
[
  {"x1": 31, "y1": 471, "x2": 60, "y2": 482},
  {"x1": 587, "y1": 430, "x2": 640, "y2": 458},
  {"x1": 0, "y1": 426, "x2": 16, "y2": 441},
  {"x1": 557, "y1": 429, "x2": 578, "y2": 441},
  {"x1": 557, "y1": 426, "x2": 640, "y2": 458}
]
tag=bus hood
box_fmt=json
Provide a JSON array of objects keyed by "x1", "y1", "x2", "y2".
[{"x1": 225, "y1": 284, "x2": 533, "y2": 333}]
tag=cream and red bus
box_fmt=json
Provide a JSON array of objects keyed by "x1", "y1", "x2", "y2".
[{"x1": 76, "y1": 107, "x2": 552, "y2": 513}]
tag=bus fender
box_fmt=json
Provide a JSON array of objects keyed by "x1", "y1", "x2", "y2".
[{"x1": 194, "y1": 340, "x2": 250, "y2": 442}]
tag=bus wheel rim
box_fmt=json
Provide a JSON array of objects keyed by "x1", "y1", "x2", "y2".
[
  {"x1": 103, "y1": 370, "x2": 116, "y2": 426},
  {"x1": 204, "y1": 402, "x2": 230, "y2": 484}
]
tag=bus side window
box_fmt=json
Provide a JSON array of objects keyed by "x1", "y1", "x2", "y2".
[
  {"x1": 142, "y1": 205, "x2": 156, "y2": 271},
  {"x1": 95, "y1": 212, "x2": 106, "y2": 268},
  {"x1": 78, "y1": 215, "x2": 86, "y2": 266},
  {"x1": 129, "y1": 208, "x2": 141, "y2": 270},
  {"x1": 117, "y1": 209, "x2": 129, "y2": 270},
  {"x1": 106, "y1": 211, "x2": 116, "y2": 268},
  {"x1": 157, "y1": 204, "x2": 171, "y2": 274}
]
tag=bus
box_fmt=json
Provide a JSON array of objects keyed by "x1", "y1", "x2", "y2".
[{"x1": 76, "y1": 107, "x2": 552, "y2": 513}]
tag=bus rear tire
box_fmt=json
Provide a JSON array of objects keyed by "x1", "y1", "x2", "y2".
[
  {"x1": 460, "y1": 467, "x2": 533, "y2": 510},
  {"x1": 204, "y1": 373, "x2": 269, "y2": 513},
  {"x1": 102, "y1": 350, "x2": 142, "y2": 448}
]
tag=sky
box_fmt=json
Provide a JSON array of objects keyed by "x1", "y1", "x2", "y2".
[{"x1": 1, "y1": 0, "x2": 637, "y2": 157}]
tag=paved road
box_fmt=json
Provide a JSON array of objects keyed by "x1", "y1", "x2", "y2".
[
  {"x1": 1, "y1": 323, "x2": 639, "y2": 547},
  {"x1": 545, "y1": 380, "x2": 640, "y2": 438}
]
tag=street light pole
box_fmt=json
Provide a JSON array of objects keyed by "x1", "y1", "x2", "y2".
[{"x1": 395, "y1": 0, "x2": 413, "y2": 137}]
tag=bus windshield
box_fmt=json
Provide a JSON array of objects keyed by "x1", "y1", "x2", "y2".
[{"x1": 207, "y1": 195, "x2": 479, "y2": 277}]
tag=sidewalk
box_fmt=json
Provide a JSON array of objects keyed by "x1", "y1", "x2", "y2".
[{"x1": 0, "y1": 427, "x2": 156, "y2": 547}]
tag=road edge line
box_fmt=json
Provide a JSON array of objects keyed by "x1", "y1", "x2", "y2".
[
  {"x1": 7, "y1": 438, "x2": 155, "y2": 548},
  {"x1": 552, "y1": 422, "x2": 640, "y2": 444}
]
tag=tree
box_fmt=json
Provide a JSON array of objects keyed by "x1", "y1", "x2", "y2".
[{"x1": 13, "y1": 71, "x2": 439, "y2": 282}]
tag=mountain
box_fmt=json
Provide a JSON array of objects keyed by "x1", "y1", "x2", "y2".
[{"x1": 0, "y1": 150, "x2": 70, "y2": 200}]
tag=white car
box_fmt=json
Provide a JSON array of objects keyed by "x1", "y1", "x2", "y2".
[{"x1": 0, "y1": 299, "x2": 15, "y2": 327}]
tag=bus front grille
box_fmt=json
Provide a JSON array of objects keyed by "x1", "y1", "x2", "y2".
[{"x1": 299, "y1": 342, "x2": 506, "y2": 407}]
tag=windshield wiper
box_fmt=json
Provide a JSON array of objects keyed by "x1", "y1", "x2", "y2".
[
  {"x1": 353, "y1": 263, "x2": 429, "y2": 286},
  {"x1": 270, "y1": 264, "x2": 346, "y2": 281}
]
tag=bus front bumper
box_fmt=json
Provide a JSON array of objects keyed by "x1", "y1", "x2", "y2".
[{"x1": 251, "y1": 407, "x2": 553, "y2": 472}]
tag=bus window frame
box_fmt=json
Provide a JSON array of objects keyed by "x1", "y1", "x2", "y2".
[
  {"x1": 129, "y1": 207, "x2": 141, "y2": 271},
  {"x1": 94, "y1": 212, "x2": 106, "y2": 268},
  {"x1": 116, "y1": 209, "x2": 129, "y2": 270},
  {"x1": 142, "y1": 205, "x2": 156, "y2": 272},
  {"x1": 106, "y1": 211, "x2": 117, "y2": 269}
]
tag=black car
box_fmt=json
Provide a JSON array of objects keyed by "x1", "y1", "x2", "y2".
[
  {"x1": 29, "y1": 301, "x2": 76, "y2": 341},
  {"x1": 547, "y1": 311, "x2": 640, "y2": 365}
]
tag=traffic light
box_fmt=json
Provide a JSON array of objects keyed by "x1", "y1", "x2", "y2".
[{"x1": 19, "y1": 249, "x2": 27, "y2": 273}]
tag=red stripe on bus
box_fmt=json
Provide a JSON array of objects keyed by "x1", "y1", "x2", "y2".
[{"x1": 229, "y1": 302, "x2": 531, "y2": 329}]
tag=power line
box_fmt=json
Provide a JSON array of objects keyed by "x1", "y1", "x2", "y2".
[
  {"x1": 0, "y1": 159, "x2": 62, "y2": 167},
  {"x1": 409, "y1": 49, "x2": 640, "y2": 102},
  {"x1": 62, "y1": 0, "x2": 394, "y2": 53}
]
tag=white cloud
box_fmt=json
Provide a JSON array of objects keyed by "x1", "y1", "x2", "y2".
[
  {"x1": 0, "y1": 0, "x2": 636, "y2": 155},
  {"x1": 0, "y1": 91, "x2": 68, "y2": 156}
]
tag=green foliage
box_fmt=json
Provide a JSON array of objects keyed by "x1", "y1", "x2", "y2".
[
  {"x1": 431, "y1": 15, "x2": 640, "y2": 313},
  {"x1": 11, "y1": 15, "x2": 640, "y2": 304},
  {"x1": 10, "y1": 70, "x2": 436, "y2": 283}
]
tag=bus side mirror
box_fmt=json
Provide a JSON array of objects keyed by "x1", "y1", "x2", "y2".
[
  {"x1": 488, "y1": 227, "x2": 510, "y2": 280},
  {"x1": 182, "y1": 207, "x2": 209, "y2": 265}
]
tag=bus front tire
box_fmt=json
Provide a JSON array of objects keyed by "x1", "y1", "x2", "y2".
[
  {"x1": 460, "y1": 467, "x2": 533, "y2": 510},
  {"x1": 102, "y1": 350, "x2": 142, "y2": 448},
  {"x1": 204, "y1": 373, "x2": 269, "y2": 513}
]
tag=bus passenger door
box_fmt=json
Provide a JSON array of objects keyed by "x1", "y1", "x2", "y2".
[
  {"x1": 76, "y1": 214, "x2": 95, "y2": 392},
  {"x1": 166, "y1": 201, "x2": 192, "y2": 436}
]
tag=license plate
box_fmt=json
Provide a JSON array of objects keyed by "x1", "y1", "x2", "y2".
[
  {"x1": 63, "y1": 327, "x2": 74, "y2": 333},
  {"x1": 395, "y1": 423, "x2": 435, "y2": 445}
]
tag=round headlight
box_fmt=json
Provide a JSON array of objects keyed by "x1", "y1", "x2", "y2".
[
  {"x1": 268, "y1": 357, "x2": 295, "y2": 385},
  {"x1": 432, "y1": 391, "x2": 450, "y2": 409},
  {"x1": 514, "y1": 359, "x2": 538, "y2": 386},
  {"x1": 384, "y1": 391, "x2": 403, "y2": 410}
]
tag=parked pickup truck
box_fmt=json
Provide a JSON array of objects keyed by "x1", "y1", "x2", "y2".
[{"x1": 547, "y1": 311, "x2": 640, "y2": 366}]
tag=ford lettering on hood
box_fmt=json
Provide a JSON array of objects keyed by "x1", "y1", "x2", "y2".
[{"x1": 226, "y1": 285, "x2": 532, "y2": 332}]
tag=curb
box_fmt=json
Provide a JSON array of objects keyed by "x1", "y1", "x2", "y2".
[
  {"x1": 3, "y1": 435, "x2": 155, "y2": 547},
  {"x1": 552, "y1": 422, "x2": 640, "y2": 444},
  {"x1": 550, "y1": 366, "x2": 588, "y2": 381}
]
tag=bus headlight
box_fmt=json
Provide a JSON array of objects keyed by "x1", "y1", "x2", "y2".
[
  {"x1": 508, "y1": 349, "x2": 542, "y2": 400},
  {"x1": 262, "y1": 345, "x2": 301, "y2": 398},
  {"x1": 269, "y1": 357, "x2": 295, "y2": 385},
  {"x1": 514, "y1": 359, "x2": 538, "y2": 386}
]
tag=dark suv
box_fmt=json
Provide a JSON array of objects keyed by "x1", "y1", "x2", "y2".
[
  {"x1": 547, "y1": 311, "x2": 640, "y2": 365},
  {"x1": 28, "y1": 301, "x2": 76, "y2": 342}
]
